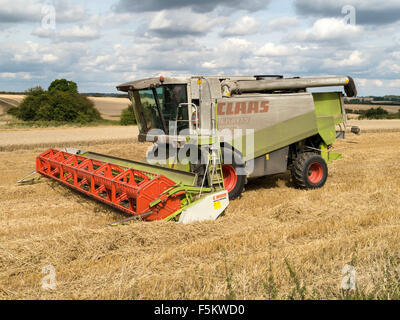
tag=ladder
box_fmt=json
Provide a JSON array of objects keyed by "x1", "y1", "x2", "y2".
[
  {"x1": 197, "y1": 77, "x2": 225, "y2": 192},
  {"x1": 208, "y1": 141, "x2": 224, "y2": 189}
]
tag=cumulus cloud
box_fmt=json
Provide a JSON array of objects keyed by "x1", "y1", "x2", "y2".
[
  {"x1": 0, "y1": 72, "x2": 33, "y2": 79},
  {"x1": 103, "y1": 36, "x2": 256, "y2": 77},
  {"x1": 31, "y1": 26, "x2": 55, "y2": 38},
  {"x1": 267, "y1": 16, "x2": 300, "y2": 32},
  {"x1": 353, "y1": 78, "x2": 388, "y2": 93},
  {"x1": 391, "y1": 52, "x2": 400, "y2": 60},
  {"x1": 0, "y1": 0, "x2": 41, "y2": 23},
  {"x1": 195, "y1": 38, "x2": 254, "y2": 71},
  {"x1": 255, "y1": 43, "x2": 293, "y2": 57},
  {"x1": 217, "y1": 38, "x2": 252, "y2": 54},
  {"x1": 147, "y1": 9, "x2": 220, "y2": 38},
  {"x1": 114, "y1": 0, "x2": 271, "y2": 14},
  {"x1": 389, "y1": 79, "x2": 400, "y2": 87},
  {"x1": 58, "y1": 25, "x2": 101, "y2": 41},
  {"x1": 87, "y1": 12, "x2": 134, "y2": 28},
  {"x1": 0, "y1": 72, "x2": 17, "y2": 78},
  {"x1": 31, "y1": 24, "x2": 101, "y2": 42},
  {"x1": 376, "y1": 60, "x2": 400, "y2": 75},
  {"x1": 220, "y1": 16, "x2": 259, "y2": 37},
  {"x1": 323, "y1": 50, "x2": 366, "y2": 68},
  {"x1": 54, "y1": 0, "x2": 86, "y2": 23},
  {"x1": 0, "y1": 0, "x2": 86, "y2": 24},
  {"x1": 294, "y1": 0, "x2": 400, "y2": 25},
  {"x1": 201, "y1": 61, "x2": 218, "y2": 69},
  {"x1": 0, "y1": 41, "x2": 88, "y2": 75},
  {"x1": 287, "y1": 18, "x2": 362, "y2": 42}
]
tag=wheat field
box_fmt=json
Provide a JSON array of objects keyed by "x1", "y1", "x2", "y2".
[
  {"x1": 0, "y1": 95, "x2": 23, "y2": 116},
  {"x1": 347, "y1": 119, "x2": 400, "y2": 132},
  {"x1": 87, "y1": 97, "x2": 130, "y2": 120},
  {"x1": 1, "y1": 130, "x2": 400, "y2": 300},
  {"x1": 345, "y1": 103, "x2": 400, "y2": 114}
]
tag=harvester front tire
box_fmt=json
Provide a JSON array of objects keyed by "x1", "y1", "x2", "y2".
[
  {"x1": 222, "y1": 164, "x2": 246, "y2": 200},
  {"x1": 291, "y1": 153, "x2": 328, "y2": 189}
]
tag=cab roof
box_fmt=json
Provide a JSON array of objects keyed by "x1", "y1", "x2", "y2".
[
  {"x1": 116, "y1": 75, "x2": 257, "y2": 92},
  {"x1": 116, "y1": 77, "x2": 187, "y2": 92}
]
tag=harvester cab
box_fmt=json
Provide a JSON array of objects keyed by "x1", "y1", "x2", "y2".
[{"x1": 34, "y1": 74, "x2": 358, "y2": 224}]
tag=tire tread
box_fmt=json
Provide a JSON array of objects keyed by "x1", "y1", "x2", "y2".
[{"x1": 291, "y1": 152, "x2": 327, "y2": 189}]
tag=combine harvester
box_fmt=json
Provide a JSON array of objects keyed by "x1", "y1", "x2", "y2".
[{"x1": 35, "y1": 75, "x2": 357, "y2": 223}]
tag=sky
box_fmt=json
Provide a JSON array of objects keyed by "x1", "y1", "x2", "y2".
[{"x1": 0, "y1": 0, "x2": 399, "y2": 96}]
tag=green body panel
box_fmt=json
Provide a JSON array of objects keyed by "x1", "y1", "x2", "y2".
[
  {"x1": 315, "y1": 116, "x2": 336, "y2": 145},
  {"x1": 216, "y1": 92, "x2": 345, "y2": 161},
  {"x1": 82, "y1": 151, "x2": 197, "y2": 186},
  {"x1": 313, "y1": 92, "x2": 344, "y2": 125},
  {"x1": 217, "y1": 92, "x2": 345, "y2": 164},
  {"x1": 151, "y1": 155, "x2": 192, "y2": 173},
  {"x1": 230, "y1": 111, "x2": 319, "y2": 161},
  {"x1": 196, "y1": 136, "x2": 218, "y2": 145},
  {"x1": 320, "y1": 143, "x2": 342, "y2": 164},
  {"x1": 313, "y1": 92, "x2": 343, "y2": 146}
]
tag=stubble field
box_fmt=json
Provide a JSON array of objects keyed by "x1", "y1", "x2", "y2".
[{"x1": 1, "y1": 127, "x2": 400, "y2": 300}]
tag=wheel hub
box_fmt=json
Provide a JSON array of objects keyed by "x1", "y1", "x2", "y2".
[
  {"x1": 222, "y1": 164, "x2": 237, "y2": 192},
  {"x1": 308, "y1": 162, "x2": 324, "y2": 183}
]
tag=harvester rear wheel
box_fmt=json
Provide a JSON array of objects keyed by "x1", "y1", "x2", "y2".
[
  {"x1": 222, "y1": 164, "x2": 245, "y2": 200},
  {"x1": 291, "y1": 152, "x2": 328, "y2": 189}
]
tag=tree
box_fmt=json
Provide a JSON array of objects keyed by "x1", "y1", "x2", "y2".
[
  {"x1": 120, "y1": 104, "x2": 136, "y2": 125},
  {"x1": 48, "y1": 79, "x2": 78, "y2": 94},
  {"x1": 365, "y1": 107, "x2": 388, "y2": 119},
  {"x1": 359, "y1": 107, "x2": 390, "y2": 120},
  {"x1": 17, "y1": 86, "x2": 49, "y2": 121},
  {"x1": 9, "y1": 80, "x2": 101, "y2": 123}
]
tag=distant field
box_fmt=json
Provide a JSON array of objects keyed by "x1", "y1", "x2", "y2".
[
  {"x1": 344, "y1": 103, "x2": 400, "y2": 114},
  {"x1": 0, "y1": 95, "x2": 24, "y2": 116},
  {"x1": 88, "y1": 97, "x2": 130, "y2": 120},
  {"x1": 347, "y1": 119, "x2": 400, "y2": 132},
  {"x1": 0, "y1": 94, "x2": 130, "y2": 120},
  {"x1": 0, "y1": 94, "x2": 25, "y2": 103}
]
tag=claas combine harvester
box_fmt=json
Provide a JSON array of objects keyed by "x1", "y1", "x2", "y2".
[{"x1": 34, "y1": 75, "x2": 358, "y2": 223}]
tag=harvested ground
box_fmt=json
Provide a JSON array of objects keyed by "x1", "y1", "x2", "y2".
[{"x1": 1, "y1": 130, "x2": 400, "y2": 299}]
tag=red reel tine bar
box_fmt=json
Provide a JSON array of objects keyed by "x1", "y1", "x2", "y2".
[{"x1": 36, "y1": 149, "x2": 182, "y2": 221}]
